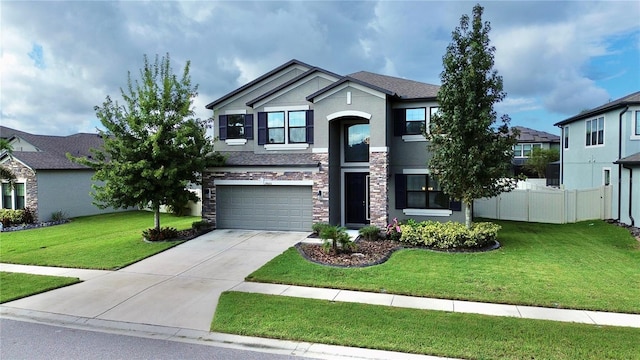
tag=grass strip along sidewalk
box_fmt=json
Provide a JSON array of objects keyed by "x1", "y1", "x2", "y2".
[
  {"x1": 1, "y1": 272, "x2": 80, "y2": 303},
  {"x1": 247, "y1": 220, "x2": 640, "y2": 313},
  {"x1": 212, "y1": 292, "x2": 640, "y2": 360},
  {"x1": 0, "y1": 211, "x2": 199, "y2": 270}
]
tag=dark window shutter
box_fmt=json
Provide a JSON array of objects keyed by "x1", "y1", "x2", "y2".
[
  {"x1": 244, "y1": 114, "x2": 254, "y2": 140},
  {"x1": 306, "y1": 110, "x2": 314, "y2": 144},
  {"x1": 257, "y1": 112, "x2": 267, "y2": 145},
  {"x1": 218, "y1": 115, "x2": 227, "y2": 140},
  {"x1": 395, "y1": 174, "x2": 407, "y2": 209},
  {"x1": 449, "y1": 200, "x2": 462, "y2": 212},
  {"x1": 393, "y1": 109, "x2": 405, "y2": 136}
]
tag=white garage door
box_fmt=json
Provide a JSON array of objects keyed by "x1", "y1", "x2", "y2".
[{"x1": 216, "y1": 185, "x2": 313, "y2": 231}]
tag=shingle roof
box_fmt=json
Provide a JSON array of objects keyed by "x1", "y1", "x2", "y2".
[
  {"x1": 513, "y1": 126, "x2": 560, "y2": 143},
  {"x1": 614, "y1": 152, "x2": 640, "y2": 165},
  {"x1": 554, "y1": 91, "x2": 640, "y2": 126},
  {"x1": 220, "y1": 151, "x2": 317, "y2": 167},
  {"x1": 0, "y1": 126, "x2": 103, "y2": 170},
  {"x1": 347, "y1": 71, "x2": 440, "y2": 99}
]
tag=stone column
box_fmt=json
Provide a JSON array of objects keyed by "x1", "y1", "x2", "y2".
[
  {"x1": 312, "y1": 152, "x2": 329, "y2": 224},
  {"x1": 368, "y1": 149, "x2": 389, "y2": 229},
  {"x1": 201, "y1": 170, "x2": 218, "y2": 226}
]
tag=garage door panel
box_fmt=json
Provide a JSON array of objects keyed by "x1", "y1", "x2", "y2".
[{"x1": 217, "y1": 185, "x2": 312, "y2": 231}]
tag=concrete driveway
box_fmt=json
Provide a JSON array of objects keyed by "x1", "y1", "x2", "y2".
[{"x1": 2, "y1": 229, "x2": 308, "y2": 331}]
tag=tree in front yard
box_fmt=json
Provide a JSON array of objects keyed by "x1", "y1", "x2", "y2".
[
  {"x1": 71, "y1": 54, "x2": 223, "y2": 231},
  {"x1": 427, "y1": 4, "x2": 518, "y2": 229},
  {"x1": 0, "y1": 139, "x2": 16, "y2": 187},
  {"x1": 524, "y1": 147, "x2": 560, "y2": 178}
]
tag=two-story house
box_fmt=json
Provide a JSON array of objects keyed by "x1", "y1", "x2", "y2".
[
  {"x1": 201, "y1": 60, "x2": 464, "y2": 231},
  {"x1": 554, "y1": 91, "x2": 640, "y2": 227},
  {"x1": 511, "y1": 126, "x2": 560, "y2": 182}
]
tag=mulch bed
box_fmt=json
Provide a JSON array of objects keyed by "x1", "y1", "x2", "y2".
[{"x1": 296, "y1": 238, "x2": 500, "y2": 268}]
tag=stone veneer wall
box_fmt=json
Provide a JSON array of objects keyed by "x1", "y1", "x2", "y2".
[
  {"x1": 368, "y1": 150, "x2": 389, "y2": 229},
  {"x1": 312, "y1": 152, "x2": 329, "y2": 224},
  {"x1": 2, "y1": 158, "x2": 38, "y2": 218},
  {"x1": 202, "y1": 168, "x2": 319, "y2": 227}
]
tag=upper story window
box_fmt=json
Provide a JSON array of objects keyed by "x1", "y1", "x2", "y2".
[
  {"x1": 266, "y1": 112, "x2": 285, "y2": 144},
  {"x1": 635, "y1": 111, "x2": 640, "y2": 136},
  {"x1": 514, "y1": 143, "x2": 542, "y2": 157},
  {"x1": 405, "y1": 108, "x2": 426, "y2": 135},
  {"x1": 564, "y1": 126, "x2": 569, "y2": 149},
  {"x1": 585, "y1": 117, "x2": 604, "y2": 146},
  {"x1": 344, "y1": 123, "x2": 370, "y2": 163},
  {"x1": 2, "y1": 182, "x2": 25, "y2": 210},
  {"x1": 218, "y1": 113, "x2": 253, "y2": 141},
  {"x1": 258, "y1": 110, "x2": 314, "y2": 146},
  {"x1": 226, "y1": 114, "x2": 245, "y2": 139}
]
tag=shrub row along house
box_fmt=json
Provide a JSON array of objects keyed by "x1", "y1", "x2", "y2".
[
  {"x1": 555, "y1": 91, "x2": 640, "y2": 227},
  {"x1": 0, "y1": 126, "x2": 121, "y2": 221},
  {"x1": 202, "y1": 59, "x2": 464, "y2": 231}
]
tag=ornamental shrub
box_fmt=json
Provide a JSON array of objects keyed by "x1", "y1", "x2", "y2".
[
  {"x1": 142, "y1": 227, "x2": 178, "y2": 241},
  {"x1": 358, "y1": 225, "x2": 381, "y2": 241},
  {"x1": 320, "y1": 225, "x2": 356, "y2": 254},
  {"x1": 312, "y1": 222, "x2": 331, "y2": 236},
  {"x1": 0, "y1": 208, "x2": 37, "y2": 227},
  {"x1": 399, "y1": 221, "x2": 500, "y2": 249}
]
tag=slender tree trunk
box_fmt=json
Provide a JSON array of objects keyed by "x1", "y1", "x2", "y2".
[
  {"x1": 153, "y1": 202, "x2": 161, "y2": 231},
  {"x1": 465, "y1": 202, "x2": 472, "y2": 229}
]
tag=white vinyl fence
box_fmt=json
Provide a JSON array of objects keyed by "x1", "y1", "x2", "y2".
[{"x1": 474, "y1": 186, "x2": 612, "y2": 224}]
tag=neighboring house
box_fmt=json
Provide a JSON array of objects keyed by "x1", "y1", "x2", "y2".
[
  {"x1": 554, "y1": 91, "x2": 640, "y2": 227},
  {"x1": 202, "y1": 59, "x2": 464, "y2": 232},
  {"x1": 511, "y1": 126, "x2": 560, "y2": 184},
  {"x1": 0, "y1": 126, "x2": 120, "y2": 221}
]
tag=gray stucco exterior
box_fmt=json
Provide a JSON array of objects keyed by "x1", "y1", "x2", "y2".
[{"x1": 203, "y1": 60, "x2": 465, "y2": 231}]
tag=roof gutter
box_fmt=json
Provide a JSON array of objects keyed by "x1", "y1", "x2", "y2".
[{"x1": 617, "y1": 105, "x2": 629, "y2": 222}]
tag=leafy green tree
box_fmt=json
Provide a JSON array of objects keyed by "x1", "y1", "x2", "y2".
[
  {"x1": 524, "y1": 147, "x2": 559, "y2": 178},
  {"x1": 0, "y1": 139, "x2": 16, "y2": 187},
  {"x1": 427, "y1": 4, "x2": 518, "y2": 228},
  {"x1": 71, "y1": 54, "x2": 223, "y2": 231}
]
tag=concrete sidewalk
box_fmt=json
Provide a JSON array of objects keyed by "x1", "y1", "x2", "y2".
[{"x1": 1, "y1": 228, "x2": 639, "y2": 359}]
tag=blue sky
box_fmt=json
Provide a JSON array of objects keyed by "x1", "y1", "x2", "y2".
[{"x1": 1, "y1": 1, "x2": 639, "y2": 137}]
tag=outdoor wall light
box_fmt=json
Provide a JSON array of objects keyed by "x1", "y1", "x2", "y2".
[{"x1": 317, "y1": 190, "x2": 322, "y2": 200}]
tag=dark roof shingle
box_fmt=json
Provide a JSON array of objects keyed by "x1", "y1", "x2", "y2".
[
  {"x1": 0, "y1": 126, "x2": 103, "y2": 170},
  {"x1": 513, "y1": 126, "x2": 560, "y2": 143}
]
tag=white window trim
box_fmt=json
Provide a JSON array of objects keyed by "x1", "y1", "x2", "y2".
[
  {"x1": 263, "y1": 106, "x2": 310, "y2": 147},
  {"x1": 602, "y1": 167, "x2": 612, "y2": 186},
  {"x1": 1, "y1": 180, "x2": 26, "y2": 210},
  {"x1": 514, "y1": 143, "x2": 542, "y2": 158},
  {"x1": 402, "y1": 134, "x2": 427, "y2": 142},
  {"x1": 224, "y1": 139, "x2": 247, "y2": 146},
  {"x1": 403, "y1": 209, "x2": 453, "y2": 217},
  {"x1": 264, "y1": 143, "x2": 309, "y2": 151},
  {"x1": 585, "y1": 117, "x2": 605, "y2": 148},
  {"x1": 632, "y1": 110, "x2": 640, "y2": 140},
  {"x1": 224, "y1": 109, "x2": 247, "y2": 115}
]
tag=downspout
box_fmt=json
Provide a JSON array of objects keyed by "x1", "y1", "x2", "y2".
[
  {"x1": 557, "y1": 125, "x2": 564, "y2": 186},
  {"x1": 617, "y1": 105, "x2": 629, "y2": 221},
  {"x1": 622, "y1": 165, "x2": 635, "y2": 226}
]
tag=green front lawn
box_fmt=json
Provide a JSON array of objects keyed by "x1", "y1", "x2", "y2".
[
  {"x1": 212, "y1": 292, "x2": 640, "y2": 360},
  {"x1": 0, "y1": 211, "x2": 199, "y2": 270},
  {"x1": 247, "y1": 220, "x2": 640, "y2": 313},
  {"x1": 0, "y1": 272, "x2": 81, "y2": 303}
]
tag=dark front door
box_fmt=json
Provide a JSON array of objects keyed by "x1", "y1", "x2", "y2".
[{"x1": 345, "y1": 172, "x2": 369, "y2": 225}]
